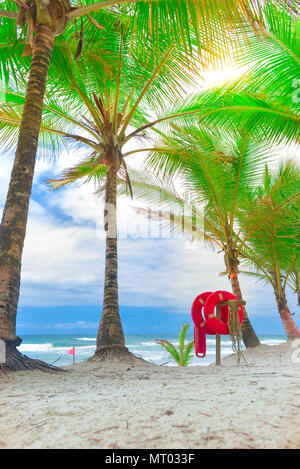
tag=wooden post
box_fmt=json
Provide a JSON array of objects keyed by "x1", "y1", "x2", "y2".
[
  {"x1": 214, "y1": 300, "x2": 246, "y2": 367},
  {"x1": 215, "y1": 304, "x2": 221, "y2": 366}
]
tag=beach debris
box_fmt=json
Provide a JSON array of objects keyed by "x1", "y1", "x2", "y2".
[
  {"x1": 138, "y1": 375, "x2": 150, "y2": 380},
  {"x1": 262, "y1": 421, "x2": 280, "y2": 429},
  {"x1": 140, "y1": 436, "x2": 162, "y2": 443},
  {"x1": 25, "y1": 418, "x2": 50, "y2": 433},
  {"x1": 198, "y1": 411, "x2": 213, "y2": 417},
  {"x1": 50, "y1": 356, "x2": 62, "y2": 366},
  {"x1": 205, "y1": 434, "x2": 225, "y2": 441},
  {"x1": 162, "y1": 409, "x2": 174, "y2": 416},
  {"x1": 184, "y1": 398, "x2": 206, "y2": 401},
  {"x1": 95, "y1": 425, "x2": 119, "y2": 433}
]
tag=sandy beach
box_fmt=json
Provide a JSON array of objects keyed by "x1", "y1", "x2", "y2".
[{"x1": 0, "y1": 341, "x2": 299, "y2": 449}]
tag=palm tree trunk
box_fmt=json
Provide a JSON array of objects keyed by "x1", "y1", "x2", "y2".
[
  {"x1": 295, "y1": 271, "x2": 300, "y2": 306},
  {"x1": 229, "y1": 271, "x2": 261, "y2": 348},
  {"x1": 275, "y1": 293, "x2": 300, "y2": 340},
  {"x1": 95, "y1": 164, "x2": 128, "y2": 358},
  {"x1": 0, "y1": 24, "x2": 55, "y2": 370}
]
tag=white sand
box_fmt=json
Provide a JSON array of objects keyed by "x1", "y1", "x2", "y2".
[{"x1": 0, "y1": 342, "x2": 299, "y2": 449}]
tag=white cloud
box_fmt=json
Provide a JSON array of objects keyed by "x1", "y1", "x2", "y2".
[{"x1": 48, "y1": 321, "x2": 99, "y2": 330}]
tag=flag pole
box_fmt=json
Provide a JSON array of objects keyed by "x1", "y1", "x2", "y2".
[{"x1": 73, "y1": 347, "x2": 75, "y2": 365}]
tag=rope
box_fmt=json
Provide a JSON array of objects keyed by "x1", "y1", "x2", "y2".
[{"x1": 228, "y1": 300, "x2": 247, "y2": 366}]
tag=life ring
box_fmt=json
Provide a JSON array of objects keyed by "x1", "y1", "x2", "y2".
[
  {"x1": 191, "y1": 291, "x2": 215, "y2": 335},
  {"x1": 191, "y1": 291, "x2": 215, "y2": 358},
  {"x1": 204, "y1": 290, "x2": 243, "y2": 335}
]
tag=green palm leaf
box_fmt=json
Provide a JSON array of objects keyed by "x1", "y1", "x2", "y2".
[{"x1": 156, "y1": 322, "x2": 194, "y2": 366}]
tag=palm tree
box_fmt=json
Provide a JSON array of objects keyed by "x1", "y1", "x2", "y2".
[
  {"x1": 120, "y1": 128, "x2": 300, "y2": 347},
  {"x1": 0, "y1": 27, "x2": 216, "y2": 359},
  {"x1": 156, "y1": 322, "x2": 194, "y2": 366},
  {"x1": 240, "y1": 162, "x2": 300, "y2": 339},
  {"x1": 0, "y1": 0, "x2": 264, "y2": 368},
  {"x1": 0, "y1": 4, "x2": 128, "y2": 368},
  {"x1": 0, "y1": 3, "x2": 123, "y2": 368}
]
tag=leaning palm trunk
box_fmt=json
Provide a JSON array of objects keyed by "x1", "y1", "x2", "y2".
[
  {"x1": 95, "y1": 163, "x2": 128, "y2": 359},
  {"x1": 229, "y1": 271, "x2": 260, "y2": 348},
  {"x1": 0, "y1": 24, "x2": 55, "y2": 370},
  {"x1": 275, "y1": 293, "x2": 300, "y2": 340},
  {"x1": 295, "y1": 272, "x2": 300, "y2": 306}
]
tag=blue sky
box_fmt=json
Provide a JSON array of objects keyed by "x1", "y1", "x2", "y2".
[{"x1": 1, "y1": 146, "x2": 299, "y2": 338}]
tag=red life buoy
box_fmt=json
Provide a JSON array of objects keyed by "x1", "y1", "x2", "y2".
[
  {"x1": 194, "y1": 326, "x2": 206, "y2": 358},
  {"x1": 191, "y1": 292, "x2": 215, "y2": 335},
  {"x1": 191, "y1": 291, "x2": 215, "y2": 358},
  {"x1": 204, "y1": 290, "x2": 243, "y2": 335}
]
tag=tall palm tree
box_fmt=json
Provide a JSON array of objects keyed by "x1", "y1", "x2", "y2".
[
  {"x1": 240, "y1": 162, "x2": 300, "y2": 339},
  {"x1": 0, "y1": 4, "x2": 127, "y2": 368},
  {"x1": 0, "y1": 27, "x2": 214, "y2": 360},
  {"x1": 0, "y1": 0, "x2": 264, "y2": 368},
  {"x1": 120, "y1": 128, "x2": 300, "y2": 347}
]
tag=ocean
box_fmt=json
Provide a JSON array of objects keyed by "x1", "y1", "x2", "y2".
[{"x1": 17, "y1": 334, "x2": 287, "y2": 367}]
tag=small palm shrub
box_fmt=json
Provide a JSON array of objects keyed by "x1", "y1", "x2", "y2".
[{"x1": 156, "y1": 322, "x2": 194, "y2": 366}]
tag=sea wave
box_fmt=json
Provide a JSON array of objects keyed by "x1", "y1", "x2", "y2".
[
  {"x1": 76, "y1": 338, "x2": 96, "y2": 342},
  {"x1": 261, "y1": 339, "x2": 286, "y2": 345},
  {"x1": 130, "y1": 349, "x2": 167, "y2": 360},
  {"x1": 140, "y1": 341, "x2": 159, "y2": 346},
  {"x1": 141, "y1": 340, "x2": 193, "y2": 347},
  {"x1": 18, "y1": 343, "x2": 54, "y2": 353},
  {"x1": 18, "y1": 343, "x2": 96, "y2": 354},
  {"x1": 18, "y1": 334, "x2": 286, "y2": 367}
]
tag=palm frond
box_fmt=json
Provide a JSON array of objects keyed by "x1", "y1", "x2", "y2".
[
  {"x1": 155, "y1": 339, "x2": 180, "y2": 364},
  {"x1": 48, "y1": 156, "x2": 107, "y2": 189},
  {"x1": 182, "y1": 340, "x2": 195, "y2": 366}
]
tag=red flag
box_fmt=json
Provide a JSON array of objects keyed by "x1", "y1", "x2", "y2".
[{"x1": 67, "y1": 347, "x2": 75, "y2": 356}]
